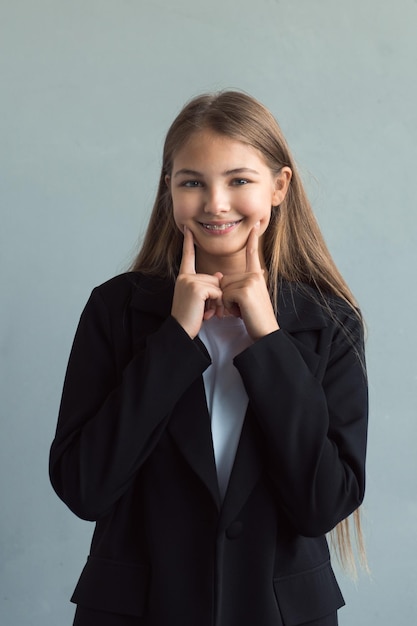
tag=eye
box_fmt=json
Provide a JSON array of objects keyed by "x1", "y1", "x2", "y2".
[
  {"x1": 231, "y1": 178, "x2": 250, "y2": 186},
  {"x1": 181, "y1": 180, "x2": 203, "y2": 188}
]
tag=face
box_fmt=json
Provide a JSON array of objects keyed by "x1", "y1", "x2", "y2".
[{"x1": 166, "y1": 129, "x2": 291, "y2": 273}]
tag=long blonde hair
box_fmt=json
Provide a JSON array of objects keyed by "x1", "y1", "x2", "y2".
[{"x1": 131, "y1": 90, "x2": 367, "y2": 574}]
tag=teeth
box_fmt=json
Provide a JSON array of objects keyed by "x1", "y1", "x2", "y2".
[{"x1": 202, "y1": 222, "x2": 237, "y2": 231}]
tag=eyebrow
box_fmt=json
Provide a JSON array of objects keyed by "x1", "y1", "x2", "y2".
[{"x1": 173, "y1": 167, "x2": 260, "y2": 178}]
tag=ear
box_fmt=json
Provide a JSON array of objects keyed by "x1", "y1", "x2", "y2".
[
  {"x1": 164, "y1": 174, "x2": 171, "y2": 189},
  {"x1": 272, "y1": 167, "x2": 292, "y2": 206}
]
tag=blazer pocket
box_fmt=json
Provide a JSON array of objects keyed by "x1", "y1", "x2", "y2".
[
  {"x1": 71, "y1": 555, "x2": 150, "y2": 617},
  {"x1": 273, "y1": 561, "x2": 344, "y2": 626}
]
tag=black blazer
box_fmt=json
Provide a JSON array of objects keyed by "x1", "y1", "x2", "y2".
[{"x1": 49, "y1": 272, "x2": 368, "y2": 626}]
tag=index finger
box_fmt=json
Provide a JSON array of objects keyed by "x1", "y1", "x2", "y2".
[
  {"x1": 179, "y1": 226, "x2": 196, "y2": 275},
  {"x1": 245, "y1": 222, "x2": 262, "y2": 273}
]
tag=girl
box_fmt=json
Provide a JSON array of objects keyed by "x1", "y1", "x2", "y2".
[{"x1": 50, "y1": 91, "x2": 368, "y2": 626}]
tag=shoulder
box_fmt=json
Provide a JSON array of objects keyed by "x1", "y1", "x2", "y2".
[
  {"x1": 92, "y1": 272, "x2": 171, "y2": 301},
  {"x1": 278, "y1": 280, "x2": 363, "y2": 339},
  {"x1": 89, "y1": 272, "x2": 174, "y2": 320},
  {"x1": 93, "y1": 272, "x2": 148, "y2": 297}
]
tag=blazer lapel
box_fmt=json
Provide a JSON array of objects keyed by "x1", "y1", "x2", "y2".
[
  {"x1": 168, "y1": 376, "x2": 221, "y2": 510},
  {"x1": 220, "y1": 282, "x2": 330, "y2": 525},
  {"x1": 218, "y1": 411, "x2": 262, "y2": 531},
  {"x1": 129, "y1": 273, "x2": 175, "y2": 319},
  {"x1": 277, "y1": 281, "x2": 328, "y2": 332},
  {"x1": 129, "y1": 273, "x2": 221, "y2": 510},
  {"x1": 277, "y1": 281, "x2": 328, "y2": 378}
]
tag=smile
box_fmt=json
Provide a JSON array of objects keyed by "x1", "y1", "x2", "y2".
[{"x1": 199, "y1": 220, "x2": 242, "y2": 232}]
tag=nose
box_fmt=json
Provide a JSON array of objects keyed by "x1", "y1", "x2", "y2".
[{"x1": 203, "y1": 185, "x2": 230, "y2": 215}]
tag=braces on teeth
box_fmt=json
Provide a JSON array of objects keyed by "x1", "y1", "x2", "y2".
[{"x1": 202, "y1": 222, "x2": 238, "y2": 230}]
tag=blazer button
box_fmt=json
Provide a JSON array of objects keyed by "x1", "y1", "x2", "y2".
[{"x1": 226, "y1": 521, "x2": 243, "y2": 539}]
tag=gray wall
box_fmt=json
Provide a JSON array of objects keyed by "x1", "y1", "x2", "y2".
[{"x1": 1, "y1": 1, "x2": 416, "y2": 624}]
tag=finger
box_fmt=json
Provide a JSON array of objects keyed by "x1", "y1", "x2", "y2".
[
  {"x1": 226, "y1": 302, "x2": 242, "y2": 318},
  {"x1": 179, "y1": 226, "x2": 196, "y2": 275},
  {"x1": 215, "y1": 302, "x2": 225, "y2": 319},
  {"x1": 203, "y1": 301, "x2": 218, "y2": 320},
  {"x1": 203, "y1": 294, "x2": 224, "y2": 320},
  {"x1": 212, "y1": 272, "x2": 225, "y2": 318},
  {"x1": 245, "y1": 222, "x2": 262, "y2": 273}
]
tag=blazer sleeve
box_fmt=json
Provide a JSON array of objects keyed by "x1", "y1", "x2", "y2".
[
  {"x1": 49, "y1": 287, "x2": 210, "y2": 521},
  {"x1": 234, "y1": 308, "x2": 368, "y2": 537}
]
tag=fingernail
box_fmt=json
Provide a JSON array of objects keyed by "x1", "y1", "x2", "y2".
[{"x1": 255, "y1": 221, "x2": 260, "y2": 229}]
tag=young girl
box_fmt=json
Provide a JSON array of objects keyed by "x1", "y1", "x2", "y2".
[{"x1": 50, "y1": 91, "x2": 368, "y2": 626}]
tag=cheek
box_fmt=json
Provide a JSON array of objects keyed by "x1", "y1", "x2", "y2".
[
  {"x1": 259, "y1": 215, "x2": 271, "y2": 237},
  {"x1": 256, "y1": 201, "x2": 272, "y2": 228},
  {"x1": 243, "y1": 188, "x2": 273, "y2": 216},
  {"x1": 251, "y1": 206, "x2": 272, "y2": 241},
  {"x1": 171, "y1": 198, "x2": 188, "y2": 229},
  {"x1": 172, "y1": 206, "x2": 182, "y2": 227},
  {"x1": 173, "y1": 218, "x2": 184, "y2": 233},
  {"x1": 239, "y1": 198, "x2": 271, "y2": 235}
]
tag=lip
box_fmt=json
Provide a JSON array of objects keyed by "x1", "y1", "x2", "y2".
[{"x1": 198, "y1": 219, "x2": 243, "y2": 235}]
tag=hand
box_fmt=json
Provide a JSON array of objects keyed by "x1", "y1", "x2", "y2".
[
  {"x1": 171, "y1": 227, "x2": 224, "y2": 339},
  {"x1": 220, "y1": 223, "x2": 280, "y2": 341}
]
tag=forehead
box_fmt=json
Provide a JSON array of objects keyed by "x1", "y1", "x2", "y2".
[{"x1": 172, "y1": 129, "x2": 269, "y2": 171}]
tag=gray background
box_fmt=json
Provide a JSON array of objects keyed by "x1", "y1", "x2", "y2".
[{"x1": 1, "y1": 1, "x2": 416, "y2": 624}]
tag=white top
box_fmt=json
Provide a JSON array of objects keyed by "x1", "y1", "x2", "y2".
[{"x1": 199, "y1": 315, "x2": 253, "y2": 501}]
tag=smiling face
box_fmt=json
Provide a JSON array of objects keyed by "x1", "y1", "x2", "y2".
[{"x1": 166, "y1": 129, "x2": 291, "y2": 275}]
